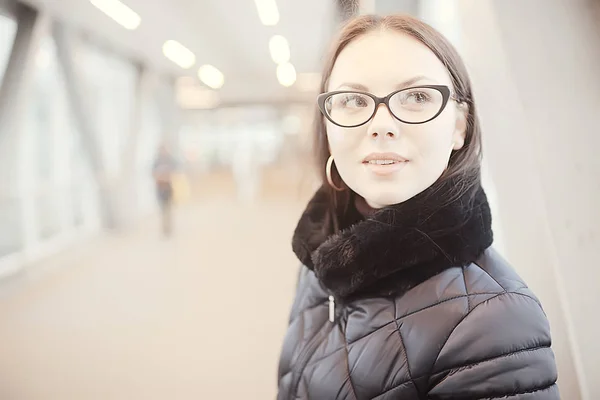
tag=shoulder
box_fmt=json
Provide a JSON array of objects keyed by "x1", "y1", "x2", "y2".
[
  {"x1": 424, "y1": 249, "x2": 557, "y2": 397},
  {"x1": 392, "y1": 248, "x2": 539, "y2": 322},
  {"x1": 380, "y1": 248, "x2": 555, "y2": 393},
  {"x1": 406, "y1": 248, "x2": 552, "y2": 361},
  {"x1": 430, "y1": 248, "x2": 553, "y2": 365},
  {"x1": 472, "y1": 247, "x2": 537, "y2": 295}
]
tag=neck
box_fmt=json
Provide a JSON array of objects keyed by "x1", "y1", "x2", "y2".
[{"x1": 354, "y1": 195, "x2": 379, "y2": 218}]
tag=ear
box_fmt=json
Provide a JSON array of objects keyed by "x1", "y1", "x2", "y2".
[{"x1": 452, "y1": 103, "x2": 468, "y2": 150}]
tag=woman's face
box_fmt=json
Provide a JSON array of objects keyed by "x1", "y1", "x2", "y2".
[{"x1": 326, "y1": 30, "x2": 468, "y2": 208}]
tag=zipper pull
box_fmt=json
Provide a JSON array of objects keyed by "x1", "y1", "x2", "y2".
[{"x1": 328, "y1": 295, "x2": 335, "y2": 323}]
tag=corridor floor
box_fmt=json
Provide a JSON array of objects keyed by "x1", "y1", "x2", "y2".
[{"x1": 0, "y1": 195, "x2": 305, "y2": 400}]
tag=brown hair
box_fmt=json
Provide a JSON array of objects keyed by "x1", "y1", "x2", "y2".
[{"x1": 313, "y1": 14, "x2": 483, "y2": 227}]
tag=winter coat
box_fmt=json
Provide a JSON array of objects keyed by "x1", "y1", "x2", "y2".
[{"x1": 277, "y1": 183, "x2": 559, "y2": 399}]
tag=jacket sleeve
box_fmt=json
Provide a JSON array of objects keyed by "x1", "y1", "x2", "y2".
[{"x1": 427, "y1": 291, "x2": 560, "y2": 399}]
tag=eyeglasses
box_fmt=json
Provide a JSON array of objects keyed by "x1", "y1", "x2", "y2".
[{"x1": 317, "y1": 85, "x2": 461, "y2": 128}]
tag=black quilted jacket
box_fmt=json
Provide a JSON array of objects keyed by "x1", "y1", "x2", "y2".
[{"x1": 277, "y1": 183, "x2": 559, "y2": 399}]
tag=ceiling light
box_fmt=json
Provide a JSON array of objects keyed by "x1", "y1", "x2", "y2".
[
  {"x1": 277, "y1": 62, "x2": 296, "y2": 87},
  {"x1": 254, "y1": 0, "x2": 279, "y2": 26},
  {"x1": 198, "y1": 65, "x2": 225, "y2": 89},
  {"x1": 89, "y1": 0, "x2": 141, "y2": 30},
  {"x1": 269, "y1": 35, "x2": 290, "y2": 64},
  {"x1": 162, "y1": 40, "x2": 196, "y2": 69}
]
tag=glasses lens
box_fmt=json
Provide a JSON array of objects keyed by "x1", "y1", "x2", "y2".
[
  {"x1": 389, "y1": 87, "x2": 444, "y2": 123},
  {"x1": 325, "y1": 92, "x2": 375, "y2": 127}
]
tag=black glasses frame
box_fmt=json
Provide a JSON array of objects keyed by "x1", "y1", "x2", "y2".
[{"x1": 317, "y1": 85, "x2": 457, "y2": 128}]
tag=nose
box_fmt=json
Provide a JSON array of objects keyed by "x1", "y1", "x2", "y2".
[{"x1": 366, "y1": 103, "x2": 399, "y2": 139}]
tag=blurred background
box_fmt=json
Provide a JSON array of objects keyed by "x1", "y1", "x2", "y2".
[{"x1": 0, "y1": 0, "x2": 598, "y2": 398}]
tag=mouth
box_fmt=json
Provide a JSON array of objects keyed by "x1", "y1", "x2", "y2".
[
  {"x1": 363, "y1": 152, "x2": 408, "y2": 163},
  {"x1": 364, "y1": 159, "x2": 405, "y2": 165},
  {"x1": 362, "y1": 152, "x2": 408, "y2": 175}
]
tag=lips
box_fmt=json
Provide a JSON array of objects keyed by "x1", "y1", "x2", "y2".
[
  {"x1": 362, "y1": 152, "x2": 408, "y2": 164},
  {"x1": 365, "y1": 159, "x2": 403, "y2": 165},
  {"x1": 362, "y1": 152, "x2": 408, "y2": 176}
]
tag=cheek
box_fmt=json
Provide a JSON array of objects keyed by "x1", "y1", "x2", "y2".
[
  {"x1": 326, "y1": 122, "x2": 363, "y2": 154},
  {"x1": 326, "y1": 123, "x2": 366, "y2": 186},
  {"x1": 411, "y1": 112, "x2": 455, "y2": 161}
]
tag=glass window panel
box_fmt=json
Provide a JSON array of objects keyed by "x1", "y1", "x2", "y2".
[
  {"x1": 0, "y1": 14, "x2": 16, "y2": 82},
  {"x1": 0, "y1": 15, "x2": 20, "y2": 257}
]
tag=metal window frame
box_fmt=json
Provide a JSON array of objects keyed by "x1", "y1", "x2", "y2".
[{"x1": 0, "y1": 0, "x2": 17, "y2": 17}]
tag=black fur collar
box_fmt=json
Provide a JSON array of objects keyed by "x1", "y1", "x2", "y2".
[{"x1": 292, "y1": 179, "x2": 493, "y2": 301}]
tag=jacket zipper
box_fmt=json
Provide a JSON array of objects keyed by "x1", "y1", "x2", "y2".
[
  {"x1": 288, "y1": 297, "x2": 337, "y2": 399},
  {"x1": 328, "y1": 295, "x2": 336, "y2": 323}
]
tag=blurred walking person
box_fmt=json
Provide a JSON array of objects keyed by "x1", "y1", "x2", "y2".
[{"x1": 152, "y1": 144, "x2": 177, "y2": 236}]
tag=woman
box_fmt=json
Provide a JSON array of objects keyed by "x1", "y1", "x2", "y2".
[{"x1": 277, "y1": 14, "x2": 559, "y2": 400}]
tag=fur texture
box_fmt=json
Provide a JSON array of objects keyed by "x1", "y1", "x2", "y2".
[{"x1": 292, "y1": 180, "x2": 493, "y2": 301}]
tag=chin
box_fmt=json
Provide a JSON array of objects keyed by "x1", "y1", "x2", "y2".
[
  {"x1": 352, "y1": 166, "x2": 446, "y2": 208},
  {"x1": 359, "y1": 186, "x2": 417, "y2": 209}
]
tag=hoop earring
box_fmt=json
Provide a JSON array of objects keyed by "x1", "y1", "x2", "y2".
[{"x1": 326, "y1": 155, "x2": 345, "y2": 191}]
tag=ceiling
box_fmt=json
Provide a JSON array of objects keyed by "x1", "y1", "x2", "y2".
[{"x1": 19, "y1": 0, "x2": 340, "y2": 105}]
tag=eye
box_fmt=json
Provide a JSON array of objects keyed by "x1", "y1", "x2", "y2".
[
  {"x1": 338, "y1": 93, "x2": 370, "y2": 108},
  {"x1": 404, "y1": 91, "x2": 432, "y2": 104},
  {"x1": 392, "y1": 88, "x2": 441, "y2": 113}
]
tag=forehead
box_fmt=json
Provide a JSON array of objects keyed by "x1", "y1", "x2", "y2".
[{"x1": 328, "y1": 30, "x2": 452, "y2": 94}]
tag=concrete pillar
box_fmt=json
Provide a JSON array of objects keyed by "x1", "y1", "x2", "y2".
[{"x1": 337, "y1": 0, "x2": 359, "y2": 20}]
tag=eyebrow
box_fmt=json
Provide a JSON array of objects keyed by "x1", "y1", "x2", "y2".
[{"x1": 335, "y1": 75, "x2": 437, "y2": 92}]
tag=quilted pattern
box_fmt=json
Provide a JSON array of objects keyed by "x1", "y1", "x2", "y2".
[{"x1": 277, "y1": 249, "x2": 559, "y2": 399}]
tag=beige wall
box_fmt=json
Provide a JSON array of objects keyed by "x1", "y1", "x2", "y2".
[
  {"x1": 373, "y1": 0, "x2": 599, "y2": 396},
  {"x1": 423, "y1": 0, "x2": 600, "y2": 398}
]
